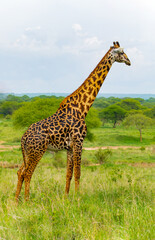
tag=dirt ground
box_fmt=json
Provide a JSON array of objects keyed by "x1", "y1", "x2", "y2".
[
  {"x1": 83, "y1": 146, "x2": 141, "y2": 150},
  {"x1": 0, "y1": 141, "x2": 142, "y2": 152},
  {"x1": 0, "y1": 141, "x2": 154, "y2": 168},
  {"x1": 0, "y1": 141, "x2": 20, "y2": 152}
]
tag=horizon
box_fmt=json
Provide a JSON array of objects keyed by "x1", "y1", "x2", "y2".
[{"x1": 1, "y1": 92, "x2": 155, "y2": 100}]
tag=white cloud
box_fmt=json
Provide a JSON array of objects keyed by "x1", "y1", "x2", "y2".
[
  {"x1": 72, "y1": 24, "x2": 82, "y2": 33},
  {"x1": 72, "y1": 23, "x2": 88, "y2": 38},
  {"x1": 63, "y1": 24, "x2": 103, "y2": 55},
  {"x1": 84, "y1": 37, "x2": 102, "y2": 46},
  {"x1": 13, "y1": 26, "x2": 47, "y2": 51}
]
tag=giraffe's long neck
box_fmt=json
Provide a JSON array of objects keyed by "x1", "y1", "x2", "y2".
[{"x1": 60, "y1": 48, "x2": 114, "y2": 117}]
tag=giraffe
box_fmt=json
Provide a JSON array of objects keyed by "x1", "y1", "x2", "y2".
[{"x1": 15, "y1": 41, "x2": 131, "y2": 201}]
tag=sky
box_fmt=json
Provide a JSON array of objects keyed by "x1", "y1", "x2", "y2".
[{"x1": 0, "y1": 0, "x2": 155, "y2": 94}]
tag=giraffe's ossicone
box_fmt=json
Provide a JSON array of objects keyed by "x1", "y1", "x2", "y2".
[{"x1": 15, "y1": 41, "x2": 131, "y2": 201}]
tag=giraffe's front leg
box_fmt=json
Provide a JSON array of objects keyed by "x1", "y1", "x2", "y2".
[
  {"x1": 65, "y1": 149, "x2": 73, "y2": 195},
  {"x1": 73, "y1": 141, "x2": 83, "y2": 192}
]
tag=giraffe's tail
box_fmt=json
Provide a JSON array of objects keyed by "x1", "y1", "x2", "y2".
[{"x1": 21, "y1": 136, "x2": 28, "y2": 168}]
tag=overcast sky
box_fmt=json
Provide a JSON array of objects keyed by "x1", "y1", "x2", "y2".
[{"x1": 0, "y1": 0, "x2": 154, "y2": 94}]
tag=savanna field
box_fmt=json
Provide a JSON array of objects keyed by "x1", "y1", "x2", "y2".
[{"x1": 0, "y1": 95, "x2": 155, "y2": 239}]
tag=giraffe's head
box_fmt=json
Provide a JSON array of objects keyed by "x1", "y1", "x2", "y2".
[{"x1": 111, "y1": 41, "x2": 131, "y2": 66}]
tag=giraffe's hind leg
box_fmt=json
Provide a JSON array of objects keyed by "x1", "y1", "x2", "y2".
[
  {"x1": 65, "y1": 149, "x2": 73, "y2": 195},
  {"x1": 15, "y1": 151, "x2": 45, "y2": 202},
  {"x1": 73, "y1": 141, "x2": 82, "y2": 192},
  {"x1": 24, "y1": 154, "x2": 44, "y2": 201},
  {"x1": 15, "y1": 163, "x2": 25, "y2": 202}
]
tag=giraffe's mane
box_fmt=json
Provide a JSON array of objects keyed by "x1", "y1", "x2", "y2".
[{"x1": 60, "y1": 48, "x2": 112, "y2": 107}]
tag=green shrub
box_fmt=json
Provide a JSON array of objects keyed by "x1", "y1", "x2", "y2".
[
  {"x1": 12, "y1": 98, "x2": 62, "y2": 128},
  {"x1": 140, "y1": 146, "x2": 145, "y2": 151},
  {"x1": 95, "y1": 148, "x2": 112, "y2": 164}
]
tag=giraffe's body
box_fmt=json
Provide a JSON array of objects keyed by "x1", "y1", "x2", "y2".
[{"x1": 15, "y1": 42, "x2": 131, "y2": 201}]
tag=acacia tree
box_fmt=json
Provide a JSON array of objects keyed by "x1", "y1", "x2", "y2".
[
  {"x1": 123, "y1": 113, "x2": 153, "y2": 142},
  {"x1": 99, "y1": 104, "x2": 126, "y2": 128},
  {"x1": 117, "y1": 98, "x2": 142, "y2": 111}
]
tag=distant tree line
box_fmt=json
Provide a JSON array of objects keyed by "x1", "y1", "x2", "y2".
[{"x1": 0, "y1": 94, "x2": 154, "y2": 141}]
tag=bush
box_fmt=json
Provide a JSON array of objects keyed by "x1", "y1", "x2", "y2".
[
  {"x1": 99, "y1": 104, "x2": 126, "y2": 128},
  {"x1": 0, "y1": 101, "x2": 22, "y2": 116},
  {"x1": 12, "y1": 98, "x2": 62, "y2": 128},
  {"x1": 140, "y1": 146, "x2": 145, "y2": 151},
  {"x1": 95, "y1": 148, "x2": 112, "y2": 164}
]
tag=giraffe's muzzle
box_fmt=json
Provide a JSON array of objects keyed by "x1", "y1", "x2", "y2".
[{"x1": 125, "y1": 58, "x2": 131, "y2": 66}]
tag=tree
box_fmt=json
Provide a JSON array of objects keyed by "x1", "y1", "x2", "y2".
[
  {"x1": 12, "y1": 98, "x2": 62, "y2": 128},
  {"x1": 93, "y1": 98, "x2": 110, "y2": 109},
  {"x1": 6, "y1": 94, "x2": 30, "y2": 102},
  {"x1": 123, "y1": 113, "x2": 153, "y2": 142},
  {"x1": 93, "y1": 97, "x2": 120, "y2": 109},
  {"x1": 85, "y1": 108, "x2": 102, "y2": 141},
  {"x1": 85, "y1": 108, "x2": 101, "y2": 128},
  {"x1": 117, "y1": 98, "x2": 142, "y2": 111},
  {"x1": 143, "y1": 106, "x2": 155, "y2": 119},
  {"x1": 99, "y1": 104, "x2": 126, "y2": 128},
  {"x1": 142, "y1": 97, "x2": 155, "y2": 108},
  {"x1": 0, "y1": 101, "x2": 22, "y2": 116}
]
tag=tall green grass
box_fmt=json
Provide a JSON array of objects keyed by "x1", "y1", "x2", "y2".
[
  {"x1": 0, "y1": 164, "x2": 154, "y2": 239},
  {"x1": 0, "y1": 119, "x2": 154, "y2": 239}
]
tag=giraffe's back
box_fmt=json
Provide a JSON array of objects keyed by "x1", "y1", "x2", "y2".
[{"x1": 21, "y1": 110, "x2": 72, "y2": 156}]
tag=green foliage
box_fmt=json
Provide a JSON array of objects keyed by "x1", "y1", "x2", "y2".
[
  {"x1": 5, "y1": 94, "x2": 30, "y2": 102},
  {"x1": 93, "y1": 97, "x2": 121, "y2": 109},
  {"x1": 12, "y1": 98, "x2": 62, "y2": 128},
  {"x1": 142, "y1": 97, "x2": 155, "y2": 108},
  {"x1": 140, "y1": 146, "x2": 145, "y2": 151},
  {"x1": 95, "y1": 148, "x2": 112, "y2": 164},
  {"x1": 123, "y1": 113, "x2": 153, "y2": 130},
  {"x1": 93, "y1": 97, "x2": 110, "y2": 109},
  {"x1": 85, "y1": 108, "x2": 102, "y2": 141},
  {"x1": 143, "y1": 106, "x2": 155, "y2": 119},
  {"x1": 123, "y1": 113, "x2": 153, "y2": 142},
  {"x1": 126, "y1": 109, "x2": 143, "y2": 116},
  {"x1": 85, "y1": 107, "x2": 102, "y2": 128},
  {"x1": 0, "y1": 94, "x2": 31, "y2": 117},
  {"x1": 99, "y1": 104, "x2": 126, "y2": 127},
  {"x1": 0, "y1": 101, "x2": 22, "y2": 116},
  {"x1": 117, "y1": 98, "x2": 143, "y2": 111}
]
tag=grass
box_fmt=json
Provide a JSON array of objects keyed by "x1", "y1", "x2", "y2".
[
  {"x1": 0, "y1": 164, "x2": 154, "y2": 239},
  {"x1": 84, "y1": 125, "x2": 155, "y2": 147},
  {"x1": 0, "y1": 119, "x2": 155, "y2": 239}
]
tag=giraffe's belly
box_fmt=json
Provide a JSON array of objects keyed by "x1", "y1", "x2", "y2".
[
  {"x1": 47, "y1": 143, "x2": 65, "y2": 151},
  {"x1": 47, "y1": 135, "x2": 72, "y2": 152}
]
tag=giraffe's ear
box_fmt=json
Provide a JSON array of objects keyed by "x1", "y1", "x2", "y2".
[
  {"x1": 116, "y1": 41, "x2": 120, "y2": 47},
  {"x1": 113, "y1": 41, "x2": 120, "y2": 48}
]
